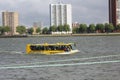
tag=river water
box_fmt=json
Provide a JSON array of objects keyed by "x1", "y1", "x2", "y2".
[{"x1": 0, "y1": 36, "x2": 120, "y2": 80}]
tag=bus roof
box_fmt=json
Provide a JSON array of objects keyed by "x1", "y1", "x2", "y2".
[{"x1": 27, "y1": 43, "x2": 74, "y2": 46}]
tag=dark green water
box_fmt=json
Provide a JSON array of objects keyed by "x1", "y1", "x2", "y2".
[{"x1": 0, "y1": 36, "x2": 120, "y2": 80}]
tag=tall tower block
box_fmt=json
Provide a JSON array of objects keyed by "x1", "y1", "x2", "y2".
[
  {"x1": 50, "y1": 3, "x2": 72, "y2": 33},
  {"x1": 109, "y1": 0, "x2": 120, "y2": 27},
  {"x1": 2, "y1": 11, "x2": 19, "y2": 35}
]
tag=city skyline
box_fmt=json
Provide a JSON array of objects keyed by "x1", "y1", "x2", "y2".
[{"x1": 0, "y1": 0, "x2": 108, "y2": 27}]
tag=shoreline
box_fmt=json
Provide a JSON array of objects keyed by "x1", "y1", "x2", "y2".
[
  {"x1": 27, "y1": 33, "x2": 120, "y2": 37},
  {"x1": 0, "y1": 33, "x2": 120, "y2": 38}
]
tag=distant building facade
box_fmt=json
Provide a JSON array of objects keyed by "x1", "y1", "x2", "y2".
[
  {"x1": 2, "y1": 11, "x2": 19, "y2": 35},
  {"x1": 109, "y1": 0, "x2": 120, "y2": 27},
  {"x1": 72, "y1": 22, "x2": 80, "y2": 28},
  {"x1": 50, "y1": 3, "x2": 72, "y2": 33},
  {"x1": 33, "y1": 22, "x2": 42, "y2": 35}
]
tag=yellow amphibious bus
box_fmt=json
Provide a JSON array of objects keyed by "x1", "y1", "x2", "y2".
[{"x1": 26, "y1": 43, "x2": 79, "y2": 55}]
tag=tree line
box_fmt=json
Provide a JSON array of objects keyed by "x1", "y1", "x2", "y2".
[
  {"x1": 0, "y1": 23, "x2": 120, "y2": 35},
  {"x1": 42, "y1": 24, "x2": 70, "y2": 34},
  {"x1": 0, "y1": 24, "x2": 70, "y2": 35},
  {"x1": 73, "y1": 23, "x2": 120, "y2": 33},
  {"x1": 27, "y1": 24, "x2": 70, "y2": 34}
]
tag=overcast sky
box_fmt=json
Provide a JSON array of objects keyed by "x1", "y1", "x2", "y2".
[{"x1": 0, "y1": 0, "x2": 108, "y2": 27}]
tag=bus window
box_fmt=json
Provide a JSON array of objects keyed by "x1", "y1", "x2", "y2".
[
  {"x1": 48, "y1": 46, "x2": 56, "y2": 50},
  {"x1": 30, "y1": 45, "x2": 45, "y2": 50},
  {"x1": 69, "y1": 45, "x2": 72, "y2": 50},
  {"x1": 30, "y1": 45, "x2": 36, "y2": 50}
]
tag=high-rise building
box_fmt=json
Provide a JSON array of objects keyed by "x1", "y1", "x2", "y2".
[
  {"x1": 50, "y1": 3, "x2": 72, "y2": 33},
  {"x1": 2, "y1": 11, "x2": 19, "y2": 35},
  {"x1": 109, "y1": 0, "x2": 120, "y2": 27}
]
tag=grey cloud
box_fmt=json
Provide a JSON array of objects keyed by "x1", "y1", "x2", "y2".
[{"x1": 0, "y1": 0, "x2": 108, "y2": 27}]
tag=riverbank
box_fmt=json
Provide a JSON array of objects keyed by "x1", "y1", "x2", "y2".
[
  {"x1": 28, "y1": 33, "x2": 120, "y2": 37},
  {"x1": 0, "y1": 35, "x2": 27, "y2": 38},
  {"x1": 0, "y1": 33, "x2": 120, "y2": 38},
  {"x1": 72, "y1": 33, "x2": 120, "y2": 36}
]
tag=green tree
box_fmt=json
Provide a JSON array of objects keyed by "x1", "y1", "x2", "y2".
[
  {"x1": 0, "y1": 26, "x2": 4, "y2": 35},
  {"x1": 4, "y1": 26, "x2": 10, "y2": 33},
  {"x1": 0, "y1": 26, "x2": 3, "y2": 35},
  {"x1": 88, "y1": 24, "x2": 96, "y2": 33},
  {"x1": 105, "y1": 23, "x2": 114, "y2": 33},
  {"x1": 108, "y1": 23, "x2": 114, "y2": 32},
  {"x1": 57, "y1": 25, "x2": 64, "y2": 32},
  {"x1": 27, "y1": 28, "x2": 33, "y2": 35},
  {"x1": 79, "y1": 24, "x2": 87, "y2": 33},
  {"x1": 96, "y1": 24, "x2": 105, "y2": 33},
  {"x1": 42, "y1": 27, "x2": 49, "y2": 34},
  {"x1": 16, "y1": 26, "x2": 26, "y2": 34},
  {"x1": 0, "y1": 26, "x2": 10, "y2": 35},
  {"x1": 116, "y1": 24, "x2": 120, "y2": 32},
  {"x1": 72, "y1": 27, "x2": 79, "y2": 34},
  {"x1": 49, "y1": 25, "x2": 57, "y2": 32},
  {"x1": 36, "y1": 27, "x2": 41, "y2": 34},
  {"x1": 63, "y1": 24, "x2": 70, "y2": 32}
]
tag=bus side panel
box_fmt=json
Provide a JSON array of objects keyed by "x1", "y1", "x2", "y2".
[{"x1": 26, "y1": 44, "x2": 31, "y2": 54}]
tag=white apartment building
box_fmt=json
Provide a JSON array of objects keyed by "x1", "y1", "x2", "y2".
[{"x1": 50, "y1": 3, "x2": 72, "y2": 33}]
